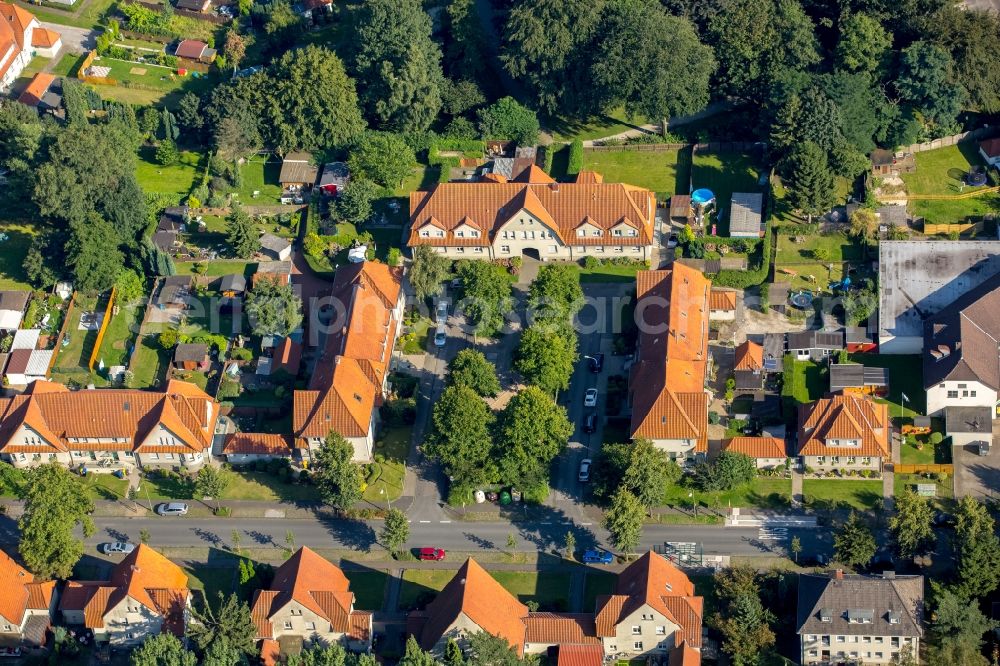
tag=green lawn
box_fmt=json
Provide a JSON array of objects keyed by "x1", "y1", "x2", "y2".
[
  {"x1": 185, "y1": 566, "x2": 237, "y2": 610},
  {"x1": 398, "y1": 569, "x2": 570, "y2": 611},
  {"x1": 582, "y1": 572, "x2": 616, "y2": 612},
  {"x1": 96, "y1": 57, "x2": 185, "y2": 91},
  {"x1": 52, "y1": 51, "x2": 87, "y2": 77},
  {"x1": 782, "y1": 357, "x2": 827, "y2": 406},
  {"x1": 362, "y1": 426, "x2": 409, "y2": 503},
  {"x1": 663, "y1": 477, "x2": 792, "y2": 510},
  {"x1": 848, "y1": 353, "x2": 924, "y2": 418},
  {"x1": 80, "y1": 473, "x2": 129, "y2": 500},
  {"x1": 0, "y1": 221, "x2": 35, "y2": 289},
  {"x1": 175, "y1": 260, "x2": 258, "y2": 277},
  {"x1": 547, "y1": 108, "x2": 649, "y2": 143},
  {"x1": 773, "y1": 231, "x2": 864, "y2": 265},
  {"x1": 343, "y1": 570, "x2": 388, "y2": 611},
  {"x1": 775, "y1": 260, "x2": 854, "y2": 293},
  {"x1": 399, "y1": 318, "x2": 430, "y2": 354},
  {"x1": 581, "y1": 148, "x2": 690, "y2": 198},
  {"x1": 578, "y1": 260, "x2": 649, "y2": 283},
  {"x1": 802, "y1": 479, "x2": 884, "y2": 511},
  {"x1": 51, "y1": 292, "x2": 101, "y2": 377},
  {"x1": 900, "y1": 144, "x2": 990, "y2": 196},
  {"x1": 772, "y1": 175, "x2": 854, "y2": 226},
  {"x1": 96, "y1": 302, "x2": 144, "y2": 369},
  {"x1": 909, "y1": 195, "x2": 999, "y2": 226},
  {"x1": 235, "y1": 157, "x2": 283, "y2": 205},
  {"x1": 130, "y1": 335, "x2": 170, "y2": 388},
  {"x1": 691, "y1": 152, "x2": 765, "y2": 234},
  {"x1": 135, "y1": 147, "x2": 202, "y2": 204},
  {"x1": 12, "y1": 0, "x2": 116, "y2": 29},
  {"x1": 893, "y1": 473, "x2": 953, "y2": 508},
  {"x1": 140, "y1": 469, "x2": 321, "y2": 501}
]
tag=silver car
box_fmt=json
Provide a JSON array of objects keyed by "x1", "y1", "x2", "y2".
[
  {"x1": 100, "y1": 542, "x2": 136, "y2": 555},
  {"x1": 155, "y1": 502, "x2": 189, "y2": 516}
]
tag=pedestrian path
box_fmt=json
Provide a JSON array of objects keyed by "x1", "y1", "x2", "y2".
[{"x1": 791, "y1": 466, "x2": 803, "y2": 507}]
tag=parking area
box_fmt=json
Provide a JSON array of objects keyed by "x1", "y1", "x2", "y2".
[{"x1": 952, "y1": 422, "x2": 1000, "y2": 500}]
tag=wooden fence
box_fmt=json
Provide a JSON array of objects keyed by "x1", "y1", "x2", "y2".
[
  {"x1": 900, "y1": 125, "x2": 999, "y2": 155},
  {"x1": 48, "y1": 292, "x2": 77, "y2": 377},
  {"x1": 922, "y1": 220, "x2": 982, "y2": 235},
  {"x1": 893, "y1": 464, "x2": 954, "y2": 475},
  {"x1": 585, "y1": 140, "x2": 768, "y2": 154},
  {"x1": 584, "y1": 143, "x2": 688, "y2": 153},
  {"x1": 87, "y1": 287, "x2": 118, "y2": 372}
]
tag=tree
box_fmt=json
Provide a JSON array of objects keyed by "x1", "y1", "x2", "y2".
[
  {"x1": 352, "y1": 0, "x2": 444, "y2": 131},
  {"x1": 115, "y1": 269, "x2": 145, "y2": 305},
  {"x1": 849, "y1": 208, "x2": 879, "y2": 246},
  {"x1": 334, "y1": 179, "x2": 383, "y2": 225},
  {"x1": 782, "y1": 141, "x2": 836, "y2": 221},
  {"x1": 622, "y1": 438, "x2": 680, "y2": 510},
  {"x1": 195, "y1": 465, "x2": 230, "y2": 501},
  {"x1": 497, "y1": 386, "x2": 573, "y2": 489},
  {"x1": 833, "y1": 512, "x2": 877, "y2": 568},
  {"x1": 564, "y1": 531, "x2": 576, "y2": 560},
  {"x1": 409, "y1": 245, "x2": 451, "y2": 302},
  {"x1": 476, "y1": 97, "x2": 539, "y2": 146},
  {"x1": 714, "y1": 593, "x2": 776, "y2": 666},
  {"x1": 381, "y1": 508, "x2": 410, "y2": 553},
  {"x1": 245, "y1": 278, "x2": 303, "y2": 337},
  {"x1": 65, "y1": 216, "x2": 125, "y2": 294},
  {"x1": 605, "y1": 489, "x2": 643, "y2": 555},
  {"x1": 457, "y1": 260, "x2": 513, "y2": 337},
  {"x1": 441, "y1": 78, "x2": 485, "y2": 117},
  {"x1": 398, "y1": 636, "x2": 437, "y2": 666},
  {"x1": 515, "y1": 325, "x2": 578, "y2": 394},
  {"x1": 790, "y1": 536, "x2": 802, "y2": 563},
  {"x1": 261, "y1": 0, "x2": 301, "y2": 52},
  {"x1": 447, "y1": 349, "x2": 501, "y2": 397},
  {"x1": 313, "y1": 431, "x2": 365, "y2": 510},
  {"x1": 889, "y1": 489, "x2": 935, "y2": 559},
  {"x1": 928, "y1": 585, "x2": 995, "y2": 666},
  {"x1": 426, "y1": 385, "x2": 497, "y2": 487},
  {"x1": 206, "y1": 74, "x2": 265, "y2": 161},
  {"x1": 286, "y1": 644, "x2": 351, "y2": 666},
  {"x1": 465, "y1": 632, "x2": 522, "y2": 666},
  {"x1": 528, "y1": 263, "x2": 584, "y2": 330},
  {"x1": 895, "y1": 41, "x2": 967, "y2": 133},
  {"x1": 130, "y1": 633, "x2": 197, "y2": 666},
  {"x1": 694, "y1": 451, "x2": 757, "y2": 492},
  {"x1": 837, "y1": 13, "x2": 892, "y2": 74},
  {"x1": 443, "y1": 639, "x2": 465, "y2": 666},
  {"x1": 931, "y1": 6, "x2": 1000, "y2": 114},
  {"x1": 187, "y1": 593, "x2": 257, "y2": 661},
  {"x1": 18, "y1": 464, "x2": 95, "y2": 579},
  {"x1": 159, "y1": 328, "x2": 179, "y2": 350},
  {"x1": 589, "y1": 1, "x2": 715, "y2": 121},
  {"x1": 347, "y1": 132, "x2": 416, "y2": 189},
  {"x1": 222, "y1": 28, "x2": 246, "y2": 71},
  {"x1": 267, "y1": 45, "x2": 366, "y2": 154},
  {"x1": 424, "y1": 384, "x2": 497, "y2": 486},
  {"x1": 156, "y1": 138, "x2": 179, "y2": 166},
  {"x1": 226, "y1": 205, "x2": 259, "y2": 259},
  {"x1": 501, "y1": 0, "x2": 605, "y2": 114},
  {"x1": 952, "y1": 496, "x2": 1000, "y2": 598}
]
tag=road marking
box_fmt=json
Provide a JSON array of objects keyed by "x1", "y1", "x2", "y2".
[
  {"x1": 419, "y1": 520, "x2": 431, "y2": 523},
  {"x1": 439, "y1": 520, "x2": 451, "y2": 524},
  {"x1": 581, "y1": 522, "x2": 592, "y2": 526}
]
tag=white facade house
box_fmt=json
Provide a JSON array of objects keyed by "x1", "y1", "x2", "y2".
[{"x1": 0, "y1": 3, "x2": 61, "y2": 92}]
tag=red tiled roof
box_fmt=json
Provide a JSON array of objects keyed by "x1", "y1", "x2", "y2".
[
  {"x1": 557, "y1": 644, "x2": 603, "y2": 666},
  {"x1": 797, "y1": 393, "x2": 890, "y2": 457},
  {"x1": 981, "y1": 138, "x2": 1000, "y2": 159},
  {"x1": 630, "y1": 266, "x2": 711, "y2": 447},
  {"x1": 30, "y1": 26, "x2": 58, "y2": 48},
  {"x1": 272, "y1": 337, "x2": 302, "y2": 375},
  {"x1": 734, "y1": 341, "x2": 764, "y2": 372},
  {"x1": 222, "y1": 433, "x2": 293, "y2": 455},
  {"x1": 0, "y1": 550, "x2": 40, "y2": 626},
  {"x1": 17, "y1": 71, "x2": 54, "y2": 106},
  {"x1": 523, "y1": 613, "x2": 598, "y2": 645},
  {"x1": 722, "y1": 437, "x2": 786, "y2": 459},
  {"x1": 574, "y1": 171, "x2": 604, "y2": 184},
  {"x1": 669, "y1": 641, "x2": 701, "y2": 666},
  {"x1": 418, "y1": 558, "x2": 529, "y2": 655},
  {"x1": 175, "y1": 39, "x2": 206, "y2": 59},
  {"x1": 709, "y1": 289, "x2": 737, "y2": 311}
]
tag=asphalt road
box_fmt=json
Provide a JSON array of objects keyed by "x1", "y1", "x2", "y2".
[{"x1": 0, "y1": 514, "x2": 831, "y2": 559}]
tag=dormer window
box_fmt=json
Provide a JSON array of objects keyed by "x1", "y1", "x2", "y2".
[
  {"x1": 613, "y1": 228, "x2": 623, "y2": 236},
  {"x1": 577, "y1": 229, "x2": 585, "y2": 237},
  {"x1": 887, "y1": 611, "x2": 901, "y2": 625},
  {"x1": 435, "y1": 230, "x2": 444, "y2": 238},
  {"x1": 420, "y1": 229, "x2": 430, "y2": 237},
  {"x1": 592, "y1": 230, "x2": 602, "y2": 237},
  {"x1": 847, "y1": 609, "x2": 873, "y2": 624},
  {"x1": 819, "y1": 609, "x2": 832, "y2": 623}
]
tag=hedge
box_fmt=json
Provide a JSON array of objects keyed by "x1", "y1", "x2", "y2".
[
  {"x1": 567, "y1": 139, "x2": 583, "y2": 175},
  {"x1": 710, "y1": 176, "x2": 776, "y2": 289},
  {"x1": 541, "y1": 144, "x2": 555, "y2": 174}
]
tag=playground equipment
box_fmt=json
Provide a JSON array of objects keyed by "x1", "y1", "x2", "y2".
[
  {"x1": 789, "y1": 290, "x2": 815, "y2": 309},
  {"x1": 690, "y1": 188, "x2": 716, "y2": 229}
]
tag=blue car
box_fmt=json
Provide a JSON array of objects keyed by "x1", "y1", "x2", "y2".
[{"x1": 582, "y1": 548, "x2": 614, "y2": 564}]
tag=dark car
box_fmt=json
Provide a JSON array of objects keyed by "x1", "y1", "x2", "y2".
[
  {"x1": 419, "y1": 547, "x2": 446, "y2": 561},
  {"x1": 582, "y1": 548, "x2": 614, "y2": 564},
  {"x1": 583, "y1": 412, "x2": 598, "y2": 434},
  {"x1": 588, "y1": 353, "x2": 605, "y2": 373}
]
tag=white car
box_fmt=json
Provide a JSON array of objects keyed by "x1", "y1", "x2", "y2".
[
  {"x1": 434, "y1": 325, "x2": 447, "y2": 347},
  {"x1": 667, "y1": 233, "x2": 679, "y2": 248},
  {"x1": 100, "y1": 542, "x2": 136, "y2": 555},
  {"x1": 436, "y1": 300, "x2": 448, "y2": 324},
  {"x1": 584, "y1": 388, "x2": 598, "y2": 408},
  {"x1": 578, "y1": 458, "x2": 592, "y2": 482}
]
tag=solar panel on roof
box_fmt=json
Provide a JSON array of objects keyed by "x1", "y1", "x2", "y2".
[{"x1": 763, "y1": 359, "x2": 778, "y2": 371}]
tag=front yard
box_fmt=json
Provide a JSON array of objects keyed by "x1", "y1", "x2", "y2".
[
  {"x1": 343, "y1": 570, "x2": 389, "y2": 611},
  {"x1": 663, "y1": 477, "x2": 793, "y2": 511},
  {"x1": 138, "y1": 468, "x2": 322, "y2": 502},
  {"x1": 362, "y1": 426, "x2": 410, "y2": 503},
  {"x1": 802, "y1": 479, "x2": 883, "y2": 511},
  {"x1": 398, "y1": 569, "x2": 571, "y2": 611},
  {"x1": 893, "y1": 473, "x2": 953, "y2": 509}
]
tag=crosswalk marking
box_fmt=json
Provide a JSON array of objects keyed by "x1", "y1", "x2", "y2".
[{"x1": 758, "y1": 527, "x2": 788, "y2": 541}]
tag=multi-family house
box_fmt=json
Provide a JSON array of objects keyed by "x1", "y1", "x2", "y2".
[
  {"x1": 797, "y1": 571, "x2": 923, "y2": 666},
  {"x1": 0, "y1": 379, "x2": 219, "y2": 471},
  {"x1": 251, "y1": 547, "x2": 372, "y2": 657},
  {"x1": 407, "y1": 552, "x2": 702, "y2": 665},
  {"x1": 0, "y1": 550, "x2": 56, "y2": 648},
  {"x1": 60, "y1": 546, "x2": 190, "y2": 646},
  {"x1": 292, "y1": 262, "x2": 404, "y2": 463},
  {"x1": 721, "y1": 437, "x2": 787, "y2": 469},
  {"x1": 0, "y1": 2, "x2": 61, "y2": 92},
  {"x1": 629, "y1": 266, "x2": 711, "y2": 460},
  {"x1": 922, "y1": 274, "x2": 1000, "y2": 418},
  {"x1": 787, "y1": 330, "x2": 844, "y2": 362},
  {"x1": 796, "y1": 393, "x2": 890, "y2": 474},
  {"x1": 407, "y1": 169, "x2": 656, "y2": 261}
]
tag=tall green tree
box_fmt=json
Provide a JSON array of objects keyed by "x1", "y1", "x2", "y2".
[
  {"x1": 443, "y1": 639, "x2": 465, "y2": 666},
  {"x1": 245, "y1": 278, "x2": 303, "y2": 337},
  {"x1": 889, "y1": 488, "x2": 935, "y2": 559},
  {"x1": 267, "y1": 45, "x2": 366, "y2": 154},
  {"x1": 622, "y1": 438, "x2": 679, "y2": 510},
  {"x1": 195, "y1": 466, "x2": 230, "y2": 503},
  {"x1": 447, "y1": 349, "x2": 501, "y2": 397},
  {"x1": 930, "y1": 6, "x2": 1000, "y2": 114},
  {"x1": 515, "y1": 325, "x2": 578, "y2": 395},
  {"x1": 399, "y1": 637, "x2": 437, "y2": 666},
  {"x1": 501, "y1": 0, "x2": 605, "y2": 114},
  {"x1": 528, "y1": 263, "x2": 584, "y2": 330},
  {"x1": 496, "y1": 386, "x2": 573, "y2": 488},
  {"x1": 465, "y1": 631, "x2": 522, "y2": 666},
  {"x1": 895, "y1": 41, "x2": 967, "y2": 134},
  {"x1": 187, "y1": 593, "x2": 257, "y2": 660},
  {"x1": 426, "y1": 384, "x2": 497, "y2": 487},
  {"x1": 409, "y1": 245, "x2": 451, "y2": 302},
  {"x1": 334, "y1": 179, "x2": 382, "y2": 226},
  {"x1": 715, "y1": 593, "x2": 776, "y2": 666},
  {"x1": 347, "y1": 132, "x2": 416, "y2": 189},
  {"x1": 589, "y1": 0, "x2": 715, "y2": 121},
  {"x1": 605, "y1": 488, "x2": 643, "y2": 555},
  {"x1": 313, "y1": 432, "x2": 365, "y2": 510},
  {"x1": 833, "y1": 512, "x2": 877, "y2": 568},
  {"x1": 380, "y1": 507, "x2": 410, "y2": 553},
  {"x1": 226, "y1": 205, "x2": 259, "y2": 259},
  {"x1": 130, "y1": 633, "x2": 197, "y2": 666},
  {"x1": 836, "y1": 13, "x2": 892, "y2": 74},
  {"x1": 927, "y1": 585, "x2": 995, "y2": 666},
  {"x1": 953, "y1": 496, "x2": 1000, "y2": 598},
  {"x1": 352, "y1": 0, "x2": 444, "y2": 131},
  {"x1": 693, "y1": 451, "x2": 756, "y2": 492},
  {"x1": 18, "y1": 464, "x2": 95, "y2": 579},
  {"x1": 443, "y1": 0, "x2": 485, "y2": 83},
  {"x1": 66, "y1": 216, "x2": 125, "y2": 294},
  {"x1": 476, "y1": 97, "x2": 540, "y2": 146},
  {"x1": 457, "y1": 260, "x2": 513, "y2": 337},
  {"x1": 782, "y1": 141, "x2": 836, "y2": 221}
]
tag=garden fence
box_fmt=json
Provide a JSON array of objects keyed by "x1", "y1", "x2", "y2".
[
  {"x1": 900, "y1": 125, "x2": 999, "y2": 154},
  {"x1": 48, "y1": 291, "x2": 77, "y2": 377},
  {"x1": 893, "y1": 464, "x2": 953, "y2": 475},
  {"x1": 88, "y1": 287, "x2": 118, "y2": 372}
]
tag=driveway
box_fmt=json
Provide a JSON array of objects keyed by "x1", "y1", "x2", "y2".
[
  {"x1": 952, "y1": 424, "x2": 1000, "y2": 500},
  {"x1": 42, "y1": 22, "x2": 96, "y2": 59}
]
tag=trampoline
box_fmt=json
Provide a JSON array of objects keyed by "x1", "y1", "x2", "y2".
[
  {"x1": 967, "y1": 168, "x2": 988, "y2": 187},
  {"x1": 789, "y1": 290, "x2": 815, "y2": 309}
]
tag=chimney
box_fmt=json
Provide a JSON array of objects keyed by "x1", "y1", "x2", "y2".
[{"x1": 834, "y1": 569, "x2": 844, "y2": 580}]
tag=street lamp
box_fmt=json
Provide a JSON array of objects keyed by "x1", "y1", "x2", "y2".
[
  {"x1": 688, "y1": 492, "x2": 698, "y2": 517},
  {"x1": 380, "y1": 486, "x2": 392, "y2": 510}
]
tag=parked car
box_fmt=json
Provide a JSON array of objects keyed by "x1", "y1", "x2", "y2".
[
  {"x1": 419, "y1": 547, "x2": 446, "y2": 561},
  {"x1": 155, "y1": 502, "x2": 189, "y2": 516},
  {"x1": 582, "y1": 548, "x2": 614, "y2": 564},
  {"x1": 583, "y1": 412, "x2": 598, "y2": 434},
  {"x1": 584, "y1": 388, "x2": 598, "y2": 407},
  {"x1": 588, "y1": 353, "x2": 604, "y2": 373},
  {"x1": 436, "y1": 300, "x2": 448, "y2": 324},
  {"x1": 0, "y1": 647, "x2": 22, "y2": 658},
  {"x1": 578, "y1": 458, "x2": 592, "y2": 482},
  {"x1": 100, "y1": 542, "x2": 136, "y2": 555},
  {"x1": 434, "y1": 325, "x2": 447, "y2": 347},
  {"x1": 667, "y1": 233, "x2": 679, "y2": 248}
]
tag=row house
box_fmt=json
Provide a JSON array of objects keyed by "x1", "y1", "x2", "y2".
[
  {"x1": 629, "y1": 266, "x2": 712, "y2": 461},
  {"x1": 797, "y1": 393, "x2": 890, "y2": 474},
  {"x1": 0, "y1": 379, "x2": 219, "y2": 471},
  {"x1": 407, "y1": 168, "x2": 656, "y2": 262},
  {"x1": 0, "y1": 550, "x2": 56, "y2": 648}
]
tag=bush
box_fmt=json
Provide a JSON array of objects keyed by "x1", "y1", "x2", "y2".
[
  {"x1": 448, "y1": 484, "x2": 474, "y2": 507},
  {"x1": 522, "y1": 481, "x2": 550, "y2": 504},
  {"x1": 582, "y1": 256, "x2": 601, "y2": 269},
  {"x1": 929, "y1": 432, "x2": 943, "y2": 445},
  {"x1": 567, "y1": 139, "x2": 583, "y2": 176},
  {"x1": 387, "y1": 247, "x2": 402, "y2": 267},
  {"x1": 381, "y1": 398, "x2": 417, "y2": 426},
  {"x1": 541, "y1": 144, "x2": 555, "y2": 174},
  {"x1": 229, "y1": 347, "x2": 253, "y2": 361}
]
